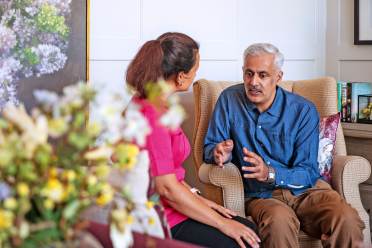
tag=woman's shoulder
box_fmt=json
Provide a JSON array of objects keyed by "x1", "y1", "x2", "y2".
[{"x1": 131, "y1": 97, "x2": 170, "y2": 129}]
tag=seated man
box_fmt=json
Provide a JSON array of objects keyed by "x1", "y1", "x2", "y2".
[{"x1": 203, "y1": 43, "x2": 364, "y2": 248}]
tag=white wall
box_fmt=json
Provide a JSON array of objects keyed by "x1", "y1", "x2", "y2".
[
  {"x1": 326, "y1": 0, "x2": 372, "y2": 82},
  {"x1": 89, "y1": 0, "x2": 327, "y2": 187},
  {"x1": 89, "y1": 0, "x2": 327, "y2": 87}
]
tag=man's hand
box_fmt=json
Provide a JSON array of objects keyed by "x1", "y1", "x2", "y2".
[
  {"x1": 242, "y1": 147, "x2": 269, "y2": 182},
  {"x1": 213, "y1": 140, "x2": 234, "y2": 167}
]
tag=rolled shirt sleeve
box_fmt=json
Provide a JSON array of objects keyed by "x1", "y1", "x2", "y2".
[{"x1": 274, "y1": 105, "x2": 320, "y2": 189}]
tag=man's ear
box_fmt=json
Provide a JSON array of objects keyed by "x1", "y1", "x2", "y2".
[{"x1": 276, "y1": 71, "x2": 283, "y2": 83}]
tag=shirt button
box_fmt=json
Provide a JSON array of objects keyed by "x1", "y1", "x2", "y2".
[
  {"x1": 280, "y1": 181, "x2": 284, "y2": 184},
  {"x1": 258, "y1": 125, "x2": 262, "y2": 129},
  {"x1": 267, "y1": 161, "x2": 271, "y2": 165}
]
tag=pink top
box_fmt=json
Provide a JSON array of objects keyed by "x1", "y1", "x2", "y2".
[{"x1": 135, "y1": 97, "x2": 190, "y2": 228}]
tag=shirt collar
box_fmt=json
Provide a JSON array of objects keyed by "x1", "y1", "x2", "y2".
[
  {"x1": 266, "y1": 86, "x2": 283, "y2": 117},
  {"x1": 245, "y1": 86, "x2": 283, "y2": 117}
]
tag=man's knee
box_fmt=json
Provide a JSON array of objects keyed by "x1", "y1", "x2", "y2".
[
  {"x1": 258, "y1": 204, "x2": 300, "y2": 233},
  {"x1": 332, "y1": 204, "x2": 364, "y2": 231}
]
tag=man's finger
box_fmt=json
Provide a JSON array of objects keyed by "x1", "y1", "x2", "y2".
[
  {"x1": 243, "y1": 172, "x2": 261, "y2": 178},
  {"x1": 243, "y1": 147, "x2": 261, "y2": 161},
  {"x1": 242, "y1": 166, "x2": 259, "y2": 173},
  {"x1": 243, "y1": 156, "x2": 259, "y2": 165},
  {"x1": 224, "y1": 139, "x2": 234, "y2": 147}
]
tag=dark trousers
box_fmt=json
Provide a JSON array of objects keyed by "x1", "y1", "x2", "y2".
[{"x1": 171, "y1": 215, "x2": 257, "y2": 248}]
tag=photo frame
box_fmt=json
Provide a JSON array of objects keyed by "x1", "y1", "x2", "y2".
[
  {"x1": 0, "y1": 1, "x2": 89, "y2": 111},
  {"x1": 354, "y1": 0, "x2": 372, "y2": 45}
]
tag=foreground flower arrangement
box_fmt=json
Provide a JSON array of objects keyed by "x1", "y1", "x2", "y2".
[{"x1": 0, "y1": 81, "x2": 185, "y2": 247}]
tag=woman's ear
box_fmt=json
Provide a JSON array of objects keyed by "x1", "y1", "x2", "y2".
[{"x1": 176, "y1": 72, "x2": 185, "y2": 87}]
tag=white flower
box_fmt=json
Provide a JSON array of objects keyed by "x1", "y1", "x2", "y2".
[
  {"x1": 32, "y1": 44, "x2": 67, "y2": 76},
  {"x1": 84, "y1": 146, "x2": 113, "y2": 160},
  {"x1": 110, "y1": 223, "x2": 133, "y2": 248},
  {"x1": 34, "y1": 89, "x2": 59, "y2": 106},
  {"x1": 2, "y1": 104, "x2": 48, "y2": 157},
  {"x1": 0, "y1": 57, "x2": 21, "y2": 84},
  {"x1": 160, "y1": 99, "x2": 186, "y2": 130},
  {"x1": 120, "y1": 103, "x2": 151, "y2": 146},
  {"x1": 0, "y1": 25, "x2": 17, "y2": 53}
]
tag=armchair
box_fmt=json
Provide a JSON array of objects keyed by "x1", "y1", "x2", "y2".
[{"x1": 192, "y1": 77, "x2": 371, "y2": 247}]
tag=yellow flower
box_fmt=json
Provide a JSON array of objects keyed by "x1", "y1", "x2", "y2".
[
  {"x1": 125, "y1": 144, "x2": 139, "y2": 158},
  {"x1": 62, "y1": 170, "x2": 76, "y2": 182},
  {"x1": 87, "y1": 122, "x2": 102, "y2": 136},
  {"x1": 17, "y1": 183, "x2": 30, "y2": 197},
  {"x1": 0, "y1": 209, "x2": 13, "y2": 230},
  {"x1": 145, "y1": 201, "x2": 154, "y2": 210},
  {"x1": 84, "y1": 146, "x2": 113, "y2": 160},
  {"x1": 87, "y1": 175, "x2": 98, "y2": 186},
  {"x1": 4, "y1": 198, "x2": 17, "y2": 210},
  {"x1": 126, "y1": 215, "x2": 134, "y2": 225},
  {"x1": 49, "y1": 167, "x2": 58, "y2": 178},
  {"x1": 42, "y1": 178, "x2": 64, "y2": 202},
  {"x1": 120, "y1": 157, "x2": 137, "y2": 170},
  {"x1": 111, "y1": 208, "x2": 127, "y2": 222},
  {"x1": 95, "y1": 164, "x2": 110, "y2": 178},
  {"x1": 148, "y1": 217, "x2": 155, "y2": 226},
  {"x1": 48, "y1": 118, "x2": 68, "y2": 137},
  {"x1": 96, "y1": 183, "x2": 113, "y2": 206},
  {"x1": 62, "y1": 184, "x2": 75, "y2": 200},
  {"x1": 118, "y1": 144, "x2": 139, "y2": 170},
  {"x1": 43, "y1": 199, "x2": 54, "y2": 209}
]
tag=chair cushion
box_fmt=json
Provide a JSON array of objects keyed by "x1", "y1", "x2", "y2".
[{"x1": 318, "y1": 113, "x2": 341, "y2": 182}]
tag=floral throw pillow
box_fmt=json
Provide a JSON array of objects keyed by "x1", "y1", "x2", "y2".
[{"x1": 318, "y1": 113, "x2": 341, "y2": 183}]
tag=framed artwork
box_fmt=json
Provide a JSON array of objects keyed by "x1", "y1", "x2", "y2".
[
  {"x1": 354, "y1": 0, "x2": 372, "y2": 45},
  {"x1": 0, "y1": 0, "x2": 89, "y2": 111}
]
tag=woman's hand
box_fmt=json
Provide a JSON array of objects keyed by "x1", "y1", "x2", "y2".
[
  {"x1": 200, "y1": 197, "x2": 237, "y2": 218},
  {"x1": 219, "y1": 218, "x2": 261, "y2": 248}
]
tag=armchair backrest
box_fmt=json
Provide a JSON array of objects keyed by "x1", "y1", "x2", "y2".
[{"x1": 192, "y1": 77, "x2": 347, "y2": 172}]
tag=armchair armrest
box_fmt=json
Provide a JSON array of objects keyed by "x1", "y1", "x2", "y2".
[
  {"x1": 199, "y1": 163, "x2": 246, "y2": 217},
  {"x1": 331, "y1": 155, "x2": 371, "y2": 245}
]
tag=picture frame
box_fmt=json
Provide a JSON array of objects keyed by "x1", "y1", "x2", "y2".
[
  {"x1": 0, "y1": 1, "x2": 89, "y2": 111},
  {"x1": 354, "y1": 0, "x2": 372, "y2": 45}
]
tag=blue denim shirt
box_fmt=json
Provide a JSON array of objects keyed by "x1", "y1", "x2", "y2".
[{"x1": 203, "y1": 84, "x2": 321, "y2": 198}]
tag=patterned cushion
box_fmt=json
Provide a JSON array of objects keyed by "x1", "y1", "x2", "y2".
[{"x1": 318, "y1": 113, "x2": 340, "y2": 182}]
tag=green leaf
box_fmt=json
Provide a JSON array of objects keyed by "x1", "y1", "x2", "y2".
[
  {"x1": 72, "y1": 112, "x2": 86, "y2": 129},
  {"x1": 0, "y1": 149, "x2": 14, "y2": 167},
  {"x1": 22, "y1": 227, "x2": 61, "y2": 248},
  {"x1": 19, "y1": 161, "x2": 37, "y2": 181},
  {"x1": 67, "y1": 132, "x2": 91, "y2": 150}
]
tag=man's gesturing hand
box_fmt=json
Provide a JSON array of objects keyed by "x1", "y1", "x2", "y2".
[
  {"x1": 242, "y1": 147, "x2": 269, "y2": 182},
  {"x1": 213, "y1": 139, "x2": 234, "y2": 167}
]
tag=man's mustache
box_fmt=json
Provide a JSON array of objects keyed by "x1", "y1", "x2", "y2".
[{"x1": 246, "y1": 85, "x2": 262, "y2": 91}]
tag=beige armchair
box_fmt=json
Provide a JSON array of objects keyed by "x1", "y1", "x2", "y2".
[{"x1": 192, "y1": 77, "x2": 371, "y2": 247}]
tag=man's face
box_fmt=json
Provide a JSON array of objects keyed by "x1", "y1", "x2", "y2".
[{"x1": 242, "y1": 53, "x2": 283, "y2": 112}]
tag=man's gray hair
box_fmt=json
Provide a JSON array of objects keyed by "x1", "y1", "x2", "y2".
[{"x1": 243, "y1": 43, "x2": 284, "y2": 70}]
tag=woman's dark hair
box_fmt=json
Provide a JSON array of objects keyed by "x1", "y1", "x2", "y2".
[{"x1": 126, "y1": 32, "x2": 199, "y2": 98}]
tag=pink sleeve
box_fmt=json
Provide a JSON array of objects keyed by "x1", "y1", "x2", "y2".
[{"x1": 144, "y1": 108, "x2": 176, "y2": 177}]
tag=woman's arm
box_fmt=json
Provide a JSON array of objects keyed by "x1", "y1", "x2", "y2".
[
  {"x1": 180, "y1": 181, "x2": 236, "y2": 218},
  {"x1": 155, "y1": 174, "x2": 260, "y2": 248}
]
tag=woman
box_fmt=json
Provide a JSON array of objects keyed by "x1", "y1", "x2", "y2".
[{"x1": 126, "y1": 32, "x2": 260, "y2": 248}]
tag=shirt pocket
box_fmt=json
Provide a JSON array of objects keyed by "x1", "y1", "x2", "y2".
[{"x1": 265, "y1": 131, "x2": 292, "y2": 164}]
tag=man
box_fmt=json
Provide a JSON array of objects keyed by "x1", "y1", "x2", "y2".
[{"x1": 203, "y1": 43, "x2": 364, "y2": 248}]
